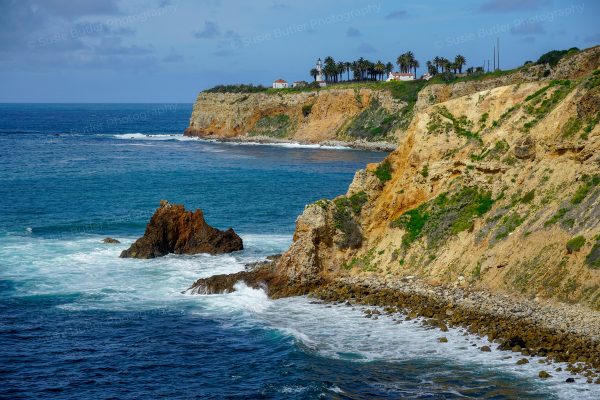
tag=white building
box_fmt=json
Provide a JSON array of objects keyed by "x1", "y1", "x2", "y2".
[
  {"x1": 386, "y1": 72, "x2": 415, "y2": 82},
  {"x1": 315, "y1": 58, "x2": 325, "y2": 82},
  {"x1": 272, "y1": 79, "x2": 288, "y2": 89}
]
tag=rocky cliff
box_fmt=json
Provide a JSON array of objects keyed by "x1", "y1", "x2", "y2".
[
  {"x1": 184, "y1": 87, "x2": 411, "y2": 145},
  {"x1": 188, "y1": 46, "x2": 600, "y2": 375},
  {"x1": 268, "y1": 45, "x2": 600, "y2": 309},
  {"x1": 192, "y1": 46, "x2": 600, "y2": 311}
]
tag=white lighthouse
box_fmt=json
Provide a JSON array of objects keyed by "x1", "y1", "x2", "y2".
[{"x1": 316, "y1": 58, "x2": 326, "y2": 86}]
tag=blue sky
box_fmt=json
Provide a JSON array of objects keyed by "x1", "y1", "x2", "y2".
[{"x1": 0, "y1": 0, "x2": 598, "y2": 102}]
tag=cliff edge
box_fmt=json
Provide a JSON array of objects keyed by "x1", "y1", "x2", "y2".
[{"x1": 184, "y1": 86, "x2": 416, "y2": 147}]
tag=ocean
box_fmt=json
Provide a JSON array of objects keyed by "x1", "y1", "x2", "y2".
[{"x1": 0, "y1": 103, "x2": 597, "y2": 399}]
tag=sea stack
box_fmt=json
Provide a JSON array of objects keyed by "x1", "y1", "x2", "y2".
[{"x1": 120, "y1": 200, "x2": 243, "y2": 259}]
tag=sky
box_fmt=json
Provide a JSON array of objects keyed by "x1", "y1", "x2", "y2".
[{"x1": 0, "y1": 0, "x2": 598, "y2": 102}]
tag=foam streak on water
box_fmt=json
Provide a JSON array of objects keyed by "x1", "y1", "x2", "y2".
[
  {"x1": 1, "y1": 104, "x2": 596, "y2": 399},
  {"x1": 112, "y1": 133, "x2": 354, "y2": 150},
  {"x1": 2, "y1": 233, "x2": 597, "y2": 398}
]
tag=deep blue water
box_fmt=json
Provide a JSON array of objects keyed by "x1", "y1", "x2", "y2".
[{"x1": 0, "y1": 104, "x2": 595, "y2": 399}]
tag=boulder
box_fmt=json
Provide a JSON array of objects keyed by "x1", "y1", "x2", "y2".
[
  {"x1": 538, "y1": 371, "x2": 551, "y2": 379},
  {"x1": 513, "y1": 136, "x2": 536, "y2": 160},
  {"x1": 120, "y1": 200, "x2": 243, "y2": 259},
  {"x1": 102, "y1": 237, "x2": 120, "y2": 244}
]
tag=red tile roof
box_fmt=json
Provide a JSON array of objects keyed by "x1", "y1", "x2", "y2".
[{"x1": 273, "y1": 79, "x2": 287, "y2": 83}]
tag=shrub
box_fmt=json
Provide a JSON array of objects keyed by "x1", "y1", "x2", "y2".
[
  {"x1": 390, "y1": 186, "x2": 494, "y2": 248},
  {"x1": 249, "y1": 114, "x2": 291, "y2": 138},
  {"x1": 302, "y1": 104, "x2": 313, "y2": 117},
  {"x1": 536, "y1": 48, "x2": 579, "y2": 67},
  {"x1": 349, "y1": 191, "x2": 368, "y2": 214},
  {"x1": 392, "y1": 208, "x2": 429, "y2": 248},
  {"x1": 333, "y1": 197, "x2": 363, "y2": 249},
  {"x1": 204, "y1": 84, "x2": 268, "y2": 93},
  {"x1": 586, "y1": 238, "x2": 600, "y2": 269},
  {"x1": 566, "y1": 236, "x2": 586, "y2": 253},
  {"x1": 561, "y1": 117, "x2": 582, "y2": 138},
  {"x1": 571, "y1": 174, "x2": 600, "y2": 204},
  {"x1": 343, "y1": 99, "x2": 400, "y2": 141},
  {"x1": 495, "y1": 212, "x2": 525, "y2": 240},
  {"x1": 521, "y1": 190, "x2": 535, "y2": 204},
  {"x1": 544, "y1": 208, "x2": 569, "y2": 227},
  {"x1": 373, "y1": 160, "x2": 392, "y2": 183}
]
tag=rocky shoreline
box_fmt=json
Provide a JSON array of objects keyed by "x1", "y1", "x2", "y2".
[
  {"x1": 196, "y1": 134, "x2": 397, "y2": 152},
  {"x1": 312, "y1": 275, "x2": 600, "y2": 382},
  {"x1": 189, "y1": 258, "x2": 600, "y2": 383}
]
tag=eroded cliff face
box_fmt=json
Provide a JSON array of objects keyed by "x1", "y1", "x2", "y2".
[
  {"x1": 184, "y1": 88, "x2": 408, "y2": 144},
  {"x1": 274, "y1": 46, "x2": 600, "y2": 309}
]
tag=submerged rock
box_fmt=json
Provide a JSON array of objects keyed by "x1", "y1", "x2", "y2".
[
  {"x1": 102, "y1": 237, "x2": 120, "y2": 244},
  {"x1": 120, "y1": 200, "x2": 243, "y2": 259},
  {"x1": 538, "y1": 371, "x2": 551, "y2": 379}
]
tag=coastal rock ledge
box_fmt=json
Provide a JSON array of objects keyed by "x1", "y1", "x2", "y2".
[{"x1": 120, "y1": 200, "x2": 243, "y2": 259}]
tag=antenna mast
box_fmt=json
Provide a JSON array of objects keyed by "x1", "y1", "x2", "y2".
[{"x1": 497, "y1": 37, "x2": 500, "y2": 71}]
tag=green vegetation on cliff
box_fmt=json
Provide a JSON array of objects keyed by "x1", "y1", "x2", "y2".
[
  {"x1": 249, "y1": 114, "x2": 292, "y2": 138},
  {"x1": 391, "y1": 186, "x2": 494, "y2": 248},
  {"x1": 372, "y1": 160, "x2": 392, "y2": 183}
]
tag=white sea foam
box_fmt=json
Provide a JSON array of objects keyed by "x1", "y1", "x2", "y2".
[
  {"x1": 214, "y1": 140, "x2": 353, "y2": 150},
  {"x1": 111, "y1": 133, "x2": 354, "y2": 150},
  {"x1": 3, "y1": 232, "x2": 598, "y2": 398},
  {"x1": 112, "y1": 133, "x2": 200, "y2": 141}
]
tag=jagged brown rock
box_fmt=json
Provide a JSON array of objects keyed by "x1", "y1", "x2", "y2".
[{"x1": 120, "y1": 200, "x2": 242, "y2": 259}]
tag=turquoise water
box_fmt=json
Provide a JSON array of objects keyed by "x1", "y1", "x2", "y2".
[{"x1": 0, "y1": 104, "x2": 597, "y2": 399}]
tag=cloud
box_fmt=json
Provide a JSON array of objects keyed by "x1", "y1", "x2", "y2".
[
  {"x1": 346, "y1": 27, "x2": 361, "y2": 37},
  {"x1": 163, "y1": 51, "x2": 183, "y2": 63},
  {"x1": 510, "y1": 21, "x2": 545, "y2": 35},
  {"x1": 479, "y1": 0, "x2": 547, "y2": 13},
  {"x1": 93, "y1": 37, "x2": 154, "y2": 56},
  {"x1": 385, "y1": 10, "x2": 408, "y2": 19},
  {"x1": 193, "y1": 21, "x2": 220, "y2": 39},
  {"x1": 357, "y1": 42, "x2": 376, "y2": 54},
  {"x1": 271, "y1": 2, "x2": 290, "y2": 10},
  {"x1": 35, "y1": 0, "x2": 123, "y2": 19},
  {"x1": 213, "y1": 49, "x2": 233, "y2": 57}
]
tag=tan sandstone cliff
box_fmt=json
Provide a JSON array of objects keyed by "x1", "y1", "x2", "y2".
[
  {"x1": 184, "y1": 87, "x2": 410, "y2": 145},
  {"x1": 267, "y1": 46, "x2": 600, "y2": 309}
]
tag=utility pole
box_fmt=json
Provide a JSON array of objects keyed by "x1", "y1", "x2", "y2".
[
  {"x1": 493, "y1": 45, "x2": 496, "y2": 71},
  {"x1": 497, "y1": 37, "x2": 500, "y2": 71}
]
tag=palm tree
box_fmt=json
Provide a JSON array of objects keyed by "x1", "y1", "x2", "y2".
[
  {"x1": 366, "y1": 60, "x2": 375, "y2": 80},
  {"x1": 344, "y1": 61, "x2": 351, "y2": 81},
  {"x1": 454, "y1": 54, "x2": 466, "y2": 74},
  {"x1": 410, "y1": 59, "x2": 420, "y2": 77},
  {"x1": 337, "y1": 61, "x2": 345, "y2": 82},
  {"x1": 426, "y1": 60, "x2": 436, "y2": 75},
  {"x1": 385, "y1": 61, "x2": 393, "y2": 79},
  {"x1": 433, "y1": 56, "x2": 441, "y2": 73},
  {"x1": 323, "y1": 56, "x2": 335, "y2": 82},
  {"x1": 439, "y1": 57, "x2": 450, "y2": 72},
  {"x1": 310, "y1": 68, "x2": 318, "y2": 82},
  {"x1": 351, "y1": 61, "x2": 358, "y2": 81},
  {"x1": 396, "y1": 53, "x2": 408, "y2": 73},
  {"x1": 357, "y1": 57, "x2": 366, "y2": 80},
  {"x1": 374, "y1": 60, "x2": 385, "y2": 80}
]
